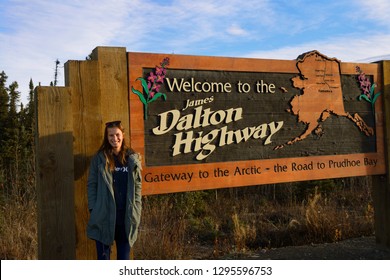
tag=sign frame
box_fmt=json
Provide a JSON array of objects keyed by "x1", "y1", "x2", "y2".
[{"x1": 128, "y1": 52, "x2": 385, "y2": 195}]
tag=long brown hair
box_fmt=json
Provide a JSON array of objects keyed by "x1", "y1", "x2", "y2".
[{"x1": 99, "y1": 121, "x2": 134, "y2": 172}]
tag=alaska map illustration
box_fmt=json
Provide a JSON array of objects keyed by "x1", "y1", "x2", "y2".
[{"x1": 276, "y1": 50, "x2": 374, "y2": 149}]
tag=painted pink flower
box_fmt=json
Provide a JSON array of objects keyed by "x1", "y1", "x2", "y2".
[
  {"x1": 161, "y1": 57, "x2": 170, "y2": 67},
  {"x1": 357, "y1": 69, "x2": 371, "y2": 98},
  {"x1": 155, "y1": 66, "x2": 164, "y2": 76},
  {"x1": 131, "y1": 57, "x2": 170, "y2": 119},
  {"x1": 156, "y1": 75, "x2": 164, "y2": 83},
  {"x1": 147, "y1": 72, "x2": 156, "y2": 82},
  {"x1": 356, "y1": 65, "x2": 381, "y2": 114}
]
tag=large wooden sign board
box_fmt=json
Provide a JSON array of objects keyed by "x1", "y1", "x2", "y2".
[
  {"x1": 129, "y1": 51, "x2": 385, "y2": 195},
  {"x1": 35, "y1": 47, "x2": 390, "y2": 259}
]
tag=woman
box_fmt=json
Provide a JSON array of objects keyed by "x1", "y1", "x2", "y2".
[{"x1": 86, "y1": 120, "x2": 142, "y2": 260}]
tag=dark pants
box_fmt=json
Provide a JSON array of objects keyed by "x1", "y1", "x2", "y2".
[{"x1": 95, "y1": 224, "x2": 130, "y2": 260}]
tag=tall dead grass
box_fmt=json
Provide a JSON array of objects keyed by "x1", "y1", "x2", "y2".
[
  {"x1": 0, "y1": 174, "x2": 374, "y2": 260},
  {"x1": 134, "y1": 177, "x2": 375, "y2": 259},
  {"x1": 0, "y1": 163, "x2": 37, "y2": 259},
  {"x1": 133, "y1": 195, "x2": 191, "y2": 259}
]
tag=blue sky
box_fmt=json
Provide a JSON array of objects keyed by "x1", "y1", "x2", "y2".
[{"x1": 1, "y1": 0, "x2": 390, "y2": 105}]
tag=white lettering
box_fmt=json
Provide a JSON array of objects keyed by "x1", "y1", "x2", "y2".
[
  {"x1": 165, "y1": 78, "x2": 232, "y2": 93},
  {"x1": 152, "y1": 106, "x2": 243, "y2": 135},
  {"x1": 152, "y1": 105, "x2": 284, "y2": 160}
]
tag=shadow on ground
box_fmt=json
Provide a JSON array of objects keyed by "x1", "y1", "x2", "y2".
[{"x1": 222, "y1": 236, "x2": 390, "y2": 260}]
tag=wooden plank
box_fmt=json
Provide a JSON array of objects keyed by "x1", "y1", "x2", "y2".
[
  {"x1": 35, "y1": 86, "x2": 75, "y2": 259},
  {"x1": 372, "y1": 60, "x2": 390, "y2": 248},
  {"x1": 91, "y1": 47, "x2": 129, "y2": 145},
  {"x1": 65, "y1": 47, "x2": 129, "y2": 259},
  {"x1": 65, "y1": 59, "x2": 101, "y2": 259},
  {"x1": 90, "y1": 47, "x2": 129, "y2": 259}
]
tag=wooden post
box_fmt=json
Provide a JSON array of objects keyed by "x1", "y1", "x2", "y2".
[
  {"x1": 372, "y1": 60, "x2": 390, "y2": 248},
  {"x1": 35, "y1": 86, "x2": 75, "y2": 259},
  {"x1": 64, "y1": 46, "x2": 129, "y2": 259},
  {"x1": 64, "y1": 58, "x2": 101, "y2": 259},
  {"x1": 91, "y1": 47, "x2": 129, "y2": 136}
]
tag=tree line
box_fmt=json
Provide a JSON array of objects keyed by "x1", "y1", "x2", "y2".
[{"x1": 0, "y1": 70, "x2": 35, "y2": 199}]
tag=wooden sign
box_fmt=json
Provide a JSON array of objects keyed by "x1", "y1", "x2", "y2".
[{"x1": 128, "y1": 50, "x2": 385, "y2": 195}]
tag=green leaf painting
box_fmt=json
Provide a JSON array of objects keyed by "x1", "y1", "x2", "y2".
[{"x1": 131, "y1": 57, "x2": 170, "y2": 119}]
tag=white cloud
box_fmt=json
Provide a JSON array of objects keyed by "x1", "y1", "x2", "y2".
[
  {"x1": 0, "y1": 0, "x2": 133, "y2": 103},
  {"x1": 243, "y1": 33, "x2": 390, "y2": 62},
  {"x1": 117, "y1": 0, "x2": 272, "y2": 53},
  {"x1": 356, "y1": 0, "x2": 390, "y2": 26},
  {"x1": 226, "y1": 24, "x2": 249, "y2": 36}
]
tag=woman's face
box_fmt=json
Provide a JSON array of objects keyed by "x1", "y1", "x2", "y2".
[{"x1": 107, "y1": 127, "x2": 123, "y2": 153}]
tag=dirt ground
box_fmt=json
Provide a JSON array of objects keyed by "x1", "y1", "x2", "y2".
[{"x1": 221, "y1": 236, "x2": 390, "y2": 260}]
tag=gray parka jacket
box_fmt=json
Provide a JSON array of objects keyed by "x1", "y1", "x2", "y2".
[{"x1": 86, "y1": 150, "x2": 142, "y2": 247}]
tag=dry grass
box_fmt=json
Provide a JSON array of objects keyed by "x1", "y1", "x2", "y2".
[
  {"x1": 0, "y1": 171, "x2": 37, "y2": 259},
  {"x1": 0, "y1": 175, "x2": 375, "y2": 260},
  {"x1": 133, "y1": 196, "x2": 191, "y2": 259},
  {"x1": 132, "y1": 177, "x2": 375, "y2": 259}
]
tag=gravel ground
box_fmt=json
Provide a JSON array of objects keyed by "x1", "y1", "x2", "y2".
[{"x1": 222, "y1": 236, "x2": 390, "y2": 260}]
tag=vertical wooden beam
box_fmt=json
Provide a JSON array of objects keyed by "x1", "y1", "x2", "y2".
[
  {"x1": 372, "y1": 60, "x2": 390, "y2": 248},
  {"x1": 35, "y1": 86, "x2": 75, "y2": 259},
  {"x1": 65, "y1": 59, "x2": 101, "y2": 259},
  {"x1": 91, "y1": 47, "x2": 129, "y2": 259},
  {"x1": 65, "y1": 47, "x2": 129, "y2": 259},
  {"x1": 91, "y1": 47, "x2": 129, "y2": 143}
]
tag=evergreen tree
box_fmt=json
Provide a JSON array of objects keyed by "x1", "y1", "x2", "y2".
[
  {"x1": 0, "y1": 71, "x2": 8, "y2": 187},
  {"x1": 18, "y1": 79, "x2": 35, "y2": 170},
  {"x1": 28, "y1": 78, "x2": 34, "y2": 109},
  {"x1": 3, "y1": 81, "x2": 21, "y2": 164},
  {"x1": 0, "y1": 71, "x2": 9, "y2": 157},
  {"x1": 0, "y1": 73, "x2": 36, "y2": 199},
  {"x1": 28, "y1": 79, "x2": 35, "y2": 144},
  {"x1": 8, "y1": 81, "x2": 20, "y2": 122},
  {"x1": 22, "y1": 78, "x2": 35, "y2": 142}
]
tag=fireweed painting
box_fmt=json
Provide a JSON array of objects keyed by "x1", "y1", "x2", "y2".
[
  {"x1": 356, "y1": 66, "x2": 381, "y2": 114},
  {"x1": 132, "y1": 57, "x2": 170, "y2": 119}
]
